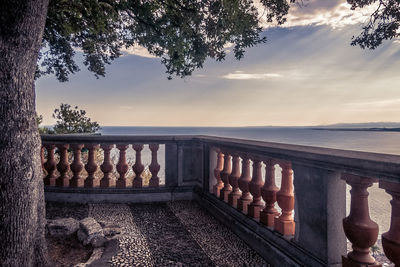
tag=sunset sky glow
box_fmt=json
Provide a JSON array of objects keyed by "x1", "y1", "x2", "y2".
[{"x1": 36, "y1": 0, "x2": 400, "y2": 127}]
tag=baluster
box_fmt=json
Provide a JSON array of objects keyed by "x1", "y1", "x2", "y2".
[
  {"x1": 260, "y1": 159, "x2": 279, "y2": 227},
  {"x1": 237, "y1": 156, "x2": 252, "y2": 214},
  {"x1": 342, "y1": 174, "x2": 379, "y2": 266},
  {"x1": 248, "y1": 158, "x2": 264, "y2": 219},
  {"x1": 149, "y1": 144, "x2": 160, "y2": 187},
  {"x1": 84, "y1": 144, "x2": 100, "y2": 188},
  {"x1": 220, "y1": 152, "x2": 232, "y2": 202},
  {"x1": 275, "y1": 161, "x2": 295, "y2": 236},
  {"x1": 380, "y1": 181, "x2": 400, "y2": 267},
  {"x1": 56, "y1": 144, "x2": 70, "y2": 187},
  {"x1": 40, "y1": 145, "x2": 45, "y2": 173},
  {"x1": 100, "y1": 144, "x2": 114, "y2": 188},
  {"x1": 43, "y1": 144, "x2": 57, "y2": 186},
  {"x1": 69, "y1": 144, "x2": 84, "y2": 187},
  {"x1": 116, "y1": 144, "x2": 129, "y2": 188},
  {"x1": 212, "y1": 150, "x2": 225, "y2": 197},
  {"x1": 228, "y1": 154, "x2": 241, "y2": 207},
  {"x1": 132, "y1": 144, "x2": 144, "y2": 188}
]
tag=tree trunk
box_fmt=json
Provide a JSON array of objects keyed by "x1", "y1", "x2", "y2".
[{"x1": 0, "y1": 1, "x2": 49, "y2": 266}]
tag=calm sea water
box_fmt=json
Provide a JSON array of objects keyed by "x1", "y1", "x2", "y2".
[{"x1": 100, "y1": 126, "x2": 400, "y2": 155}]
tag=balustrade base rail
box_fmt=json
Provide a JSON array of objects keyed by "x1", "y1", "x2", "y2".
[{"x1": 44, "y1": 186, "x2": 194, "y2": 203}]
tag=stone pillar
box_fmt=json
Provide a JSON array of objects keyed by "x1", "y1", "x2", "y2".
[
  {"x1": 292, "y1": 163, "x2": 346, "y2": 266},
  {"x1": 84, "y1": 144, "x2": 99, "y2": 188},
  {"x1": 237, "y1": 156, "x2": 252, "y2": 214},
  {"x1": 260, "y1": 159, "x2": 279, "y2": 227},
  {"x1": 100, "y1": 144, "x2": 114, "y2": 188},
  {"x1": 43, "y1": 144, "x2": 57, "y2": 186},
  {"x1": 149, "y1": 144, "x2": 160, "y2": 187},
  {"x1": 132, "y1": 144, "x2": 144, "y2": 188},
  {"x1": 220, "y1": 152, "x2": 232, "y2": 202},
  {"x1": 69, "y1": 144, "x2": 84, "y2": 187},
  {"x1": 228, "y1": 154, "x2": 241, "y2": 208},
  {"x1": 165, "y1": 143, "x2": 178, "y2": 188},
  {"x1": 342, "y1": 174, "x2": 380, "y2": 267},
  {"x1": 275, "y1": 161, "x2": 295, "y2": 236},
  {"x1": 212, "y1": 150, "x2": 224, "y2": 198},
  {"x1": 380, "y1": 180, "x2": 400, "y2": 267},
  {"x1": 56, "y1": 144, "x2": 70, "y2": 187},
  {"x1": 248, "y1": 158, "x2": 264, "y2": 219},
  {"x1": 116, "y1": 144, "x2": 129, "y2": 188}
]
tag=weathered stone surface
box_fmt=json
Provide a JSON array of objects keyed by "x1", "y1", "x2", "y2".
[
  {"x1": 47, "y1": 217, "x2": 79, "y2": 237},
  {"x1": 78, "y1": 217, "x2": 104, "y2": 246},
  {"x1": 103, "y1": 226, "x2": 121, "y2": 237},
  {"x1": 80, "y1": 217, "x2": 103, "y2": 235},
  {"x1": 77, "y1": 229, "x2": 89, "y2": 245},
  {"x1": 91, "y1": 236, "x2": 107, "y2": 248},
  {"x1": 97, "y1": 220, "x2": 121, "y2": 237}
]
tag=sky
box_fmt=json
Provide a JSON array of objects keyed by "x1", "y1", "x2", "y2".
[{"x1": 35, "y1": 0, "x2": 400, "y2": 127}]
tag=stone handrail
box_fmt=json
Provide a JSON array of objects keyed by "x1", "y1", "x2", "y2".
[
  {"x1": 197, "y1": 135, "x2": 400, "y2": 183},
  {"x1": 40, "y1": 134, "x2": 400, "y2": 267}
]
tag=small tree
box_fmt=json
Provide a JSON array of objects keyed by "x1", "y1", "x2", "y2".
[
  {"x1": 52, "y1": 103, "x2": 100, "y2": 134},
  {"x1": 36, "y1": 113, "x2": 54, "y2": 134}
]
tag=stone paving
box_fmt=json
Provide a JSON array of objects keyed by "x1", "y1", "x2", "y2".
[
  {"x1": 88, "y1": 203, "x2": 153, "y2": 266},
  {"x1": 86, "y1": 201, "x2": 269, "y2": 267}
]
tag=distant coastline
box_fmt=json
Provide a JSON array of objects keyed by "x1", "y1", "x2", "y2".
[{"x1": 312, "y1": 127, "x2": 400, "y2": 132}]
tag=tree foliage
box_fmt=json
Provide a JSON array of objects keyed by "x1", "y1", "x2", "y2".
[
  {"x1": 348, "y1": 0, "x2": 400, "y2": 49},
  {"x1": 36, "y1": 0, "x2": 296, "y2": 81},
  {"x1": 52, "y1": 103, "x2": 100, "y2": 134}
]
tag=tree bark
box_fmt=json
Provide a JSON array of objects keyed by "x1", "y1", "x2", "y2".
[{"x1": 0, "y1": 1, "x2": 49, "y2": 266}]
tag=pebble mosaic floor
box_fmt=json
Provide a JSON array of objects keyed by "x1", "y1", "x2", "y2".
[{"x1": 47, "y1": 201, "x2": 269, "y2": 266}]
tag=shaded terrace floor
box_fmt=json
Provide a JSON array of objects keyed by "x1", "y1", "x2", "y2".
[{"x1": 46, "y1": 201, "x2": 269, "y2": 267}]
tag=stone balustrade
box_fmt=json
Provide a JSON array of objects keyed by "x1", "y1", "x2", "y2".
[
  {"x1": 41, "y1": 134, "x2": 400, "y2": 267},
  {"x1": 42, "y1": 139, "x2": 162, "y2": 189}
]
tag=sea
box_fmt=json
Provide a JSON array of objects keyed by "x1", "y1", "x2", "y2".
[
  {"x1": 100, "y1": 126, "x2": 400, "y2": 155},
  {"x1": 100, "y1": 126, "x2": 396, "y2": 236}
]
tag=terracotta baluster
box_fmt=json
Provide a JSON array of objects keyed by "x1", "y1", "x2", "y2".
[
  {"x1": 248, "y1": 158, "x2": 264, "y2": 219},
  {"x1": 220, "y1": 152, "x2": 232, "y2": 202},
  {"x1": 43, "y1": 144, "x2": 57, "y2": 186},
  {"x1": 380, "y1": 181, "x2": 400, "y2": 267},
  {"x1": 69, "y1": 144, "x2": 84, "y2": 187},
  {"x1": 56, "y1": 144, "x2": 70, "y2": 187},
  {"x1": 275, "y1": 161, "x2": 295, "y2": 236},
  {"x1": 149, "y1": 144, "x2": 160, "y2": 187},
  {"x1": 260, "y1": 159, "x2": 279, "y2": 227},
  {"x1": 116, "y1": 144, "x2": 129, "y2": 188},
  {"x1": 237, "y1": 156, "x2": 252, "y2": 214},
  {"x1": 132, "y1": 144, "x2": 144, "y2": 188},
  {"x1": 212, "y1": 150, "x2": 224, "y2": 197},
  {"x1": 342, "y1": 174, "x2": 380, "y2": 266},
  {"x1": 84, "y1": 144, "x2": 100, "y2": 188},
  {"x1": 40, "y1": 145, "x2": 45, "y2": 173},
  {"x1": 228, "y1": 154, "x2": 241, "y2": 207},
  {"x1": 100, "y1": 144, "x2": 114, "y2": 188}
]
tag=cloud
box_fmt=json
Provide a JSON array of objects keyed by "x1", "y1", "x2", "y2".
[
  {"x1": 343, "y1": 98, "x2": 400, "y2": 109},
  {"x1": 256, "y1": 0, "x2": 376, "y2": 29},
  {"x1": 121, "y1": 44, "x2": 158, "y2": 58},
  {"x1": 222, "y1": 71, "x2": 283, "y2": 80},
  {"x1": 119, "y1": 105, "x2": 134, "y2": 110}
]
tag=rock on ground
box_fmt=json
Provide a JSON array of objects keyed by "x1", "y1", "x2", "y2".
[
  {"x1": 78, "y1": 217, "x2": 106, "y2": 247},
  {"x1": 47, "y1": 217, "x2": 80, "y2": 238}
]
